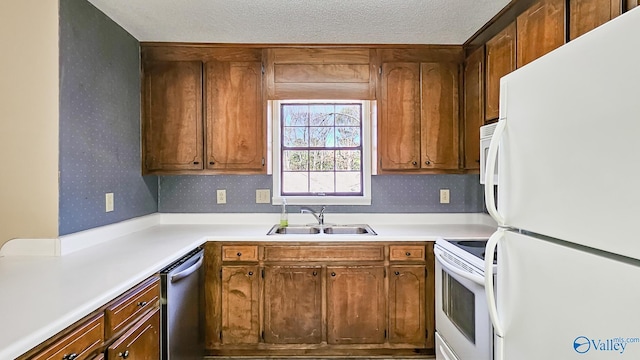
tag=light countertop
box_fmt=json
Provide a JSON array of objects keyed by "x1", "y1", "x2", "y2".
[{"x1": 0, "y1": 212, "x2": 496, "y2": 359}]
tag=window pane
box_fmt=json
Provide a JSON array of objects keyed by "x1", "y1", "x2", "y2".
[
  {"x1": 309, "y1": 150, "x2": 335, "y2": 171},
  {"x1": 283, "y1": 172, "x2": 309, "y2": 193},
  {"x1": 309, "y1": 105, "x2": 334, "y2": 126},
  {"x1": 283, "y1": 150, "x2": 308, "y2": 171},
  {"x1": 283, "y1": 105, "x2": 309, "y2": 126},
  {"x1": 336, "y1": 127, "x2": 361, "y2": 147},
  {"x1": 283, "y1": 127, "x2": 308, "y2": 147},
  {"x1": 309, "y1": 127, "x2": 334, "y2": 147},
  {"x1": 309, "y1": 172, "x2": 334, "y2": 193},
  {"x1": 336, "y1": 172, "x2": 361, "y2": 192},
  {"x1": 336, "y1": 150, "x2": 361, "y2": 171},
  {"x1": 335, "y1": 105, "x2": 361, "y2": 126}
]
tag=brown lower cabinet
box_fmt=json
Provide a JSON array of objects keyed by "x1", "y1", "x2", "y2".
[
  {"x1": 19, "y1": 276, "x2": 161, "y2": 360},
  {"x1": 206, "y1": 241, "x2": 435, "y2": 357}
]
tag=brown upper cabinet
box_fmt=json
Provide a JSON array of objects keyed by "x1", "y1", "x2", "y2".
[
  {"x1": 143, "y1": 60, "x2": 204, "y2": 172},
  {"x1": 141, "y1": 47, "x2": 266, "y2": 175},
  {"x1": 517, "y1": 0, "x2": 565, "y2": 68},
  {"x1": 463, "y1": 46, "x2": 485, "y2": 170},
  {"x1": 485, "y1": 22, "x2": 516, "y2": 121},
  {"x1": 377, "y1": 48, "x2": 463, "y2": 173},
  {"x1": 569, "y1": 0, "x2": 622, "y2": 40},
  {"x1": 205, "y1": 61, "x2": 265, "y2": 171}
]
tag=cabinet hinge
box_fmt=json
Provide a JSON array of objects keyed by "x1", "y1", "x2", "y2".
[
  {"x1": 261, "y1": 157, "x2": 265, "y2": 166},
  {"x1": 262, "y1": 269, "x2": 265, "y2": 278},
  {"x1": 261, "y1": 331, "x2": 265, "y2": 341},
  {"x1": 379, "y1": 66, "x2": 382, "y2": 76},
  {"x1": 383, "y1": 268, "x2": 387, "y2": 278},
  {"x1": 261, "y1": 63, "x2": 265, "y2": 74},
  {"x1": 220, "y1": 269, "x2": 222, "y2": 279},
  {"x1": 220, "y1": 331, "x2": 223, "y2": 340},
  {"x1": 425, "y1": 267, "x2": 428, "y2": 278},
  {"x1": 384, "y1": 329, "x2": 387, "y2": 339}
]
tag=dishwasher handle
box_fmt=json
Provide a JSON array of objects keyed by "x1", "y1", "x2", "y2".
[{"x1": 170, "y1": 254, "x2": 204, "y2": 283}]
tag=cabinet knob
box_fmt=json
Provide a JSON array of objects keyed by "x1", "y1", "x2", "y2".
[
  {"x1": 193, "y1": 161, "x2": 200, "y2": 165},
  {"x1": 425, "y1": 160, "x2": 431, "y2": 165},
  {"x1": 312, "y1": 271, "x2": 318, "y2": 276},
  {"x1": 63, "y1": 354, "x2": 79, "y2": 360},
  {"x1": 395, "y1": 271, "x2": 400, "y2": 276},
  {"x1": 237, "y1": 252, "x2": 242, "y2": 257},
  {"x1": 406, "y1": 252, "x2": 411, "y2": 256},
  {"x1": 331, "y1": 272, "x2": 336, "y2": 277},
  {"x1": 248, "y1": 271, "x2": 253, "y2": 276},
  {"x1": 412, "y1": 161, "x2": 418, "y2": 166},
  {"x1": 136, "y1": 301, "x2": 147, "y2": 307},
  {"x1": 210, "y1": 161, "x2": 215, "y2": 165},
  {"x1": 118, "y1": 350, "x2": 130, "y2": 359}
]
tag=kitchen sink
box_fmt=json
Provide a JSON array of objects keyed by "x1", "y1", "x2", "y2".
[{"x1": 267, "y1": 224, "x2": 376, "y2": 236}]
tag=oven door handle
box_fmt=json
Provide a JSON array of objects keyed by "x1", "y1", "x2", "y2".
[
  {"x1": 434, "y1": 250, "x2": 485, "y2": 285},
  {"x1": 485, "y1": 229, "x2": 505, "y2": 337}
]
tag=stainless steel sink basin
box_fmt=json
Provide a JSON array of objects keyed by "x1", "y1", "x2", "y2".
[
  {"x1": 322, "y1": 224, "x2": 376, "y2": 235},
  {"x1": 267, "y1": 224, "x2": 376, "y2": 235}
]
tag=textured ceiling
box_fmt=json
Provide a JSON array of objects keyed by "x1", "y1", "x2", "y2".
[{"x1": 85, "y1": 0, "x2": 511, "y2": 44}]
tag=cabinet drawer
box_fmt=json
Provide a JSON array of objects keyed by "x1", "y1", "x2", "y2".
[
  {"x1": 31, "y1": 314, "x2": 104, "y2": 360},
  {"x1": 105, "y1": 277, "x2": 159, "y2": 338},
  {"x1": 390, "y1": 245, "x2": 425, "y2": 261},
  {"x1": 264, "y1": 245, "x2": 384, "y2": 262},
  {"x1": 222, "y1": 245, "x2": 259, "y2": 262},
  {"x1": 107, "y1": 308, "x2": 160, "y2": 360}
]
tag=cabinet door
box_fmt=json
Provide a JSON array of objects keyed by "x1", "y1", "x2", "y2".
[
  {"x1": 205, "y1": 61, "x2": 265, "y2": 172},
  {"x1": 421, "y1": 62, "x2": 459, "y2": 170},
  {"x1": 517, "y1": 0, "x2": 565, "y2": 68},
  {"x1": 463, "y1": 47, "x2": 484, "y2": 170},
  {"x1": 107, "y1": 308, "x2": 160, "y2": 360},
  {"x1": 485, "y1": 23, "x2": 516, "y2": 121},
  {"x1": 627, "y1": 0, "x2": 639, "y2": 11},
  {"x1": 379, "y1": 63, "x2": 421, "y2": 170},
  {"x1": 569, "y1": 0, "x2": 622, "y2": 40},
  {"x1": 143, "y1": 61, "x2": 203, "y2": 172},
  {"x1": 326, "y1": 266, "x2": 385, "y2": 344},
  {"x1": 221, "y1": 266, "x2": 260, "y2": 344},
  {"x1": 263, "y1": 266, "x2": 322, "y2": 344},
  {"x1": 389, "y1": 266, "x2": 426, "y2": 346}
]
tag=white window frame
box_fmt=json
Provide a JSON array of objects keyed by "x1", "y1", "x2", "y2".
[{"x1": 270, "y1": 99, "x2": 373, "y2": 206}]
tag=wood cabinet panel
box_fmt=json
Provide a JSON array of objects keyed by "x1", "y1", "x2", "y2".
[
  {"x1": 570, "y1": 0, "x2": 622, "y2": 40},
  {"x1": 379, "y1": 62, "x2": 421, "y2": 170},
  {"x1": 420, "y1": 62, "x2": 460, "y2": 170},
  {"x1": 221, "y1": 266, "x2": 260, "y2": 344},
  {"x1": 31, "y1": 314, "x2": 104, "y2": 360},
  {"x1": 463, "y1": 46, "x2": 484, "y2": 170},
  {"x1": 263, "y1": 245, "x2": 384, "y2": 262},
  {"x1": 517, "y1": 0, "x2": 565, "y2": 68},
  {"x1": 221, "y1": 245, "x2": 259, "y2": 262},
  {"x1": 390, "y1": 245, "x2": 426, "y2": 261},
  {"x1": 143, "y1": 61, "x2": 203, "y2": 173},
  {"x1": 389, "y1": 266, "x2": 426, "y2": 345},
  {"x1": 205, "y1": 61, "x2": 265, "y2": 172},
  {"x1": 106, "y1": 308, "x2": 160, "y2": 360},
  {"x1": 105, "y1": 277, "x2": 159, "y2": 338},
  {"x1": 485, "y1": 23, "x2": 516, "y2": 121},
  {"x1": 326, "y1": 266, "x2": 385, "y2": 344},
  {"x1": 627, "y1": 0, "x2": 639, "y2": 10},
  {"x1": 263, "y1": 266, "x2": 323, "y2": 344}
]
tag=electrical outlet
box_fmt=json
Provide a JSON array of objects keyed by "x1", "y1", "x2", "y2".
[
  {"x1": 440, "y1": 189, "x2": 450, "y2": 204},
  {"x1": 217, "y1": 189, "x2": 227, "y2": 204},
  {"x1": 256, "y1": 189, "x2": 271, "y2": 204},
  {"x1": 105, "y1": 193, "x2": 114, "y2": 212}
]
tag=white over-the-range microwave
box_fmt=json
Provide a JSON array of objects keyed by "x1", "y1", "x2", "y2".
[{"x1": 480, "y1": 122, "x2": 499, "y2": 185}]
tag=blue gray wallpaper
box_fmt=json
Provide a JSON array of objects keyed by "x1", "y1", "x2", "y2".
[
  {"x1": 159, "y1": 174, "x2": 484, "y2": 213},
  {"x1": 59, "y1": 0, "x2": 158, "y2": 235}
]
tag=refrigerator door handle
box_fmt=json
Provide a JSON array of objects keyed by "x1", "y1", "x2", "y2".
[
  {"x1": 434, "y1": 250, "x2": 485, "y2": 285},
  {"x1": 484, "y1": 120, "x2": 506, "y2": 226},
  {"x1": 485, "y1": 229, "x2": 504, "y2": 337}
]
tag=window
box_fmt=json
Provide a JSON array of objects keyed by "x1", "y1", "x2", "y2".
[{"x1": 271, "y1": 100, "x2": 372, "y2": 205}]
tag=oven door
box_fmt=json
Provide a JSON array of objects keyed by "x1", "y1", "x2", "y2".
[{"x1": 435, "y1": 247, "x2": 493, "y2": 360}]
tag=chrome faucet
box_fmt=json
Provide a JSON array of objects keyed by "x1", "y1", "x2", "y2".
[{"x1": 300, "y1": 206, "x2": 326, "y2": 225}]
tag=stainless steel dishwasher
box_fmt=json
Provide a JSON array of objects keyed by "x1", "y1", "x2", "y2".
[{"x1": 160, "y1": 247, "x2": 204, "y2": 360}]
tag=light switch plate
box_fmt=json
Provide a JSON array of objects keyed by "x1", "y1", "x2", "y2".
[
  {"x1": 440, "y1": 189, "x2": 450, "y2": 204},
  {"x1": 217, "y1": 189, "x2": 227, "y2": 204},
  {"x1": 256, "y1": 189, "x2": 271, "y2": 204},
  {"x1": 105, "y1": 193, "x2": 114, "y2": 212}
]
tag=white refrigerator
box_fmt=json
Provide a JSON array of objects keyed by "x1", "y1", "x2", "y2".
[{"x1": 484, "y1": 7, "x2": 640, "y2": 360}]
